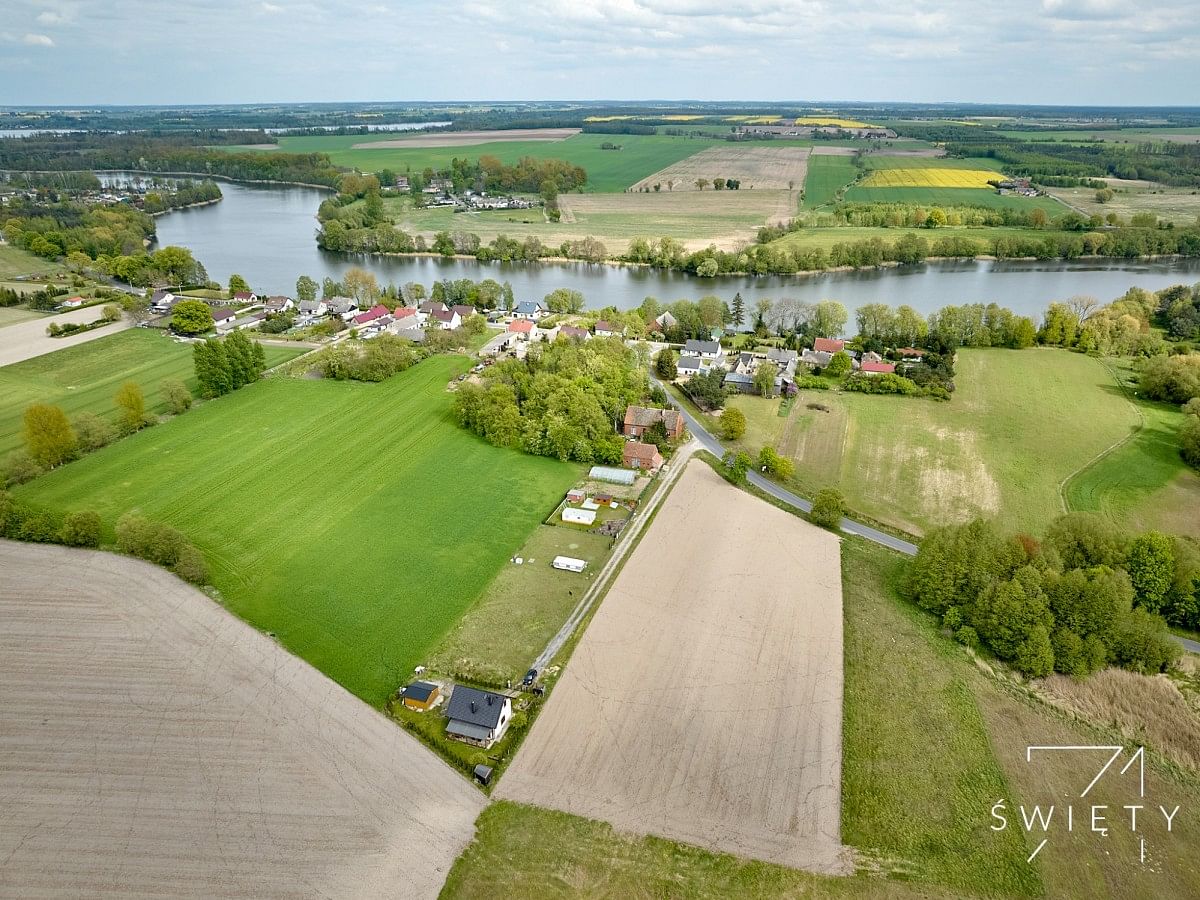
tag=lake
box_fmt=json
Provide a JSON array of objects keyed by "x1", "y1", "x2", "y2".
[{"x1": 152, "y1": 180, "x2": 1200, "y2": 316}]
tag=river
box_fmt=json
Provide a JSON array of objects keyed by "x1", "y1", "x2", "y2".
[{"x1": 152, "y1": 180, "x2": 1200, "y2": 315}]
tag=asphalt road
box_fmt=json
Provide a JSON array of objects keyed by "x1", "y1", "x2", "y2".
[{"x1": 653, "y1": 378, "x2": 919, "y2": 556}]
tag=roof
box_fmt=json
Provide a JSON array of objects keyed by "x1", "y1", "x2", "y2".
[
  {"x1": 232, "y1": 291, "x2": 255, "y2": 301},
  {"x1": 594, "y1": 319, "x2": 617, "y2": 333},
  {"x1": 677, "y1": 355, "x2": 702, "y2": 370},
  {"x1": 513, "y1": 300, "x2": 545, "y2": 314},
  {"x1": 298, "y1": 300, "x2": 321, "y2": 313},
  {"x1": 898, "y1": 347, "x2": 925, "y2": 357},
  {"x1": 446, "y1": 720, "x2": 494, "y2": 742},
  {"x1": 802, "y1": 349, "x2": 833, "y2": 366},
  {"x1": 403, "y1": 681, "x2": 438, "y2": 703},
  {"x1": 766, "y1": 348, "x2": 798, "y2": 364},
  {"x1": 352, "y1": 304, "x2": 390, "y2": 325},
  {"x1": 559, "y1": 325, "x2": 588, "y2": 339},
  {"x1": 508, "y1": 319, "x2": 534, "y2": 333},
  {"x1": 813, "y1": 337, "x2": 845, "y2": 353},
  {"x1": 211, "y1": 307, "x2": 236, "y2": 320},
  {"x1": 446, "y1": 685, "x2": 507, "y2": 729},
  {"x1": 451, "y1": 304, "x2": 475, "y2": 318},
  {"x1": 265, "y1": 295, "x2": 290, "y2": 305},
  {"x1": 623, "y1": 406, "x2": 681, "y2": 431},
  {"x1": 724, "y1": 371, "x2": 754, "y2": 384},
  {"x1": 623, "y1": 441, "x2": 661, "y2": 463},
  {"x1": 432, "y1": 309, "x2": 457, "y2": 323},
  {"x1": 683, "y1": 339, "x2": 720, "y2": 354},
  {"x1": 861, "y1": 361, "x2": 896, "y2": 374},
  {"x1": 588, "y1": 465, "x2": 636, "y2": 485},
  {"x1": 654, "y1": 311, "x2": 677, "y2": 328},
  {"x1": 418, "y1": 301, "x2": 447, "y2": 313}
]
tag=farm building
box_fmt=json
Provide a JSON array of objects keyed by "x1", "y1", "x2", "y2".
[
  {"x1": 623, "y1": 441, "x2": 663, "y2": 472},
  {"x1": 588, "y1": 465, "x2": 636, "y2": 485},
  {"x1": 446, "y1": 686, "x2": 513, "y2": 748},
  {"x1": 813, "y1": 337, "x2": 845, "y2": 353},
  {"x1": 623, "y1": 406, "x2": 685, "y2": 440},
  {"x1": 211, "y1": 308, "x2": 237, "y2": 327},
  {"x1": 552, "y1": 556, "x2": 587, "y2": 572},
  {"x1": 562, "y1": 507, "x2": 598, "y2": 526},
  {"x1": 566, "y1": 488, "x2": 586, "y2": 503},
  {"x1": 400, "y1": 680, "x2": 441, "y2": 711}
]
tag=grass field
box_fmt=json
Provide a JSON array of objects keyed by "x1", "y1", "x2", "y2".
[
  {"x1": 0, "y1": 329, "x2": 303, "y2": 459},
  {"x1": 0, "y1": 244, "x2": 65, "y2": 279},
  {"x1": 803, "y1": 154, "x2": 859, "y2": 208},
  {"x1": 15, "y1": 356, "x2": 579, "y2": 706},
  {"x1": 739, "y1": 349, "x2": 1144, "y2": 537},
  {"x1": 384, "y1": 190, "x2": 791, "y2": 253},
  {"x1": 1046, "y1": 179, "x2": 1200, "y2": 225},
  {"x1": 256, "y1": 132, "x2": 725, "y2": 192},
  {"x1": 1064, "y1": 358, "x2": 1200, "y2": 539},
  {"x1": 0, "y1": 306, "x2": 48, "y2": 328}
]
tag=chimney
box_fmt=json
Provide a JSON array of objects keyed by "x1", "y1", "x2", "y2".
[
  {"x1": 486, "y1": 694, "x2": 493, "y2": 706},
  {"x1": 470, "y1": 701, "x2": 476, "y2": 713}
]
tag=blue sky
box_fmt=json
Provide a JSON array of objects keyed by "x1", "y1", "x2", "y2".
[{"x1": 1, "y1": 0, "x2": 1197, "y2": 105}]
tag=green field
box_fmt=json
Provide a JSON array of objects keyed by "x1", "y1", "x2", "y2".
[
  {"x1": 767, "y1": 223, "x2": 1050, "y2": 254},
  {"x1": 261, "y1": 132, "x2": 724, "y2": 192},
  {"x1": 844, "y1": 185, "x2": 1067, "y2": 214},
  {"x1": 736, "y1": 348, "x2": 1150, "y2": 537},
  {"x1": 802, "y1": 155, "x2": 858, "y2": 208},
  {"x1": 0, "y1": 244, "x2": 65, "y2": 280},
  {"x1": 0, "y1": 330, "x2": 303, "y2": 459},
  {"x1": 15, "y1": 356, "x2": 579, "y2": 705}
]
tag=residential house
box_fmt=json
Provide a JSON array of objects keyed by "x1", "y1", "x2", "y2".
[
  {"x1": 351, "y1": 304, "x2": 391, "y2": 328},
  {"x1": 149, "y1": 290, "x2": 178, "y2": 313},
  {"x1": 231, "y1": 291, "x2": 258, "y2": 304},
  {"x1": 813, "y1": 337, "x2": 845, "y2": 354},
  {"x1": 766, "y1": 348, "x2": 799, "y2": 377},
  {"x1": 400, "y1": 681, "x2": 440, "y2": 712},
  {"x1": 732, "y1": 352, "x2": 757, "y2": 375},
  {"x1": 430, "y1": 308, "x2": 461, "y2": 330},
  {"x1": 623, "y1": 406, "x2": 684, "y2": 440},
  {"x1": 263, "y1": 295, "x2": 295, "y2": 314},
  {"x1": 392, "y1": 309, "x2": 421, "y2": 333},
  {"x1": 395, "y1": 326, "x2": 426, "y2": 344},
  {"x1": 361, "y1": 315, "x2": 394, "y2": 338},
  {"x1": 622, "y1": 441, "x2": 663, "y2": 472},
  {"x1": 800, "y1": 349, "x2": 833, "y2": 368},
  {"x1": 211, "y1": 307, "x2": 237, "y2": 329},
  {"x1": 676, "y1": 355, "x2": 713, "y2": 378},
  {"x1": 512, "y1": 300, "x2": 548, "y2": 320},
  {"x1": 229, "y1": 311, "x2": 268, "y2": 331},
  {"x1": 327, "y1": 297, "x2": 359, "y2": 321},
  {"x1": 507, "y1": 318, "x2": 536, "y2": 339},
  {"x1": 898, "y1": 347, "x2": 925, "y2": 359},
  {"x1": 558, "y1": 325, "x2": 590, "y2": 341},
  {"x1": 296, "y1": 299, "x2": 326, "y2": 324},
  {"x1": 724, "y1": 371, "x2": 756, "y2": 393},
  {"x1": 648, "y1": 310, "x2": 678, "y2": 334},
  {"x1": 861, "y1": 361, "x2": 896, "y2": 375},
  {"x1": 451, "y1": 304, "x2": 476, "y2": 322},
  {"x1": 418, "y1": 300, "x2": 448, "y2": 315},
  {"x1": 537, "y1": 324, "x2": 560, "y2": 343},
  {"x1": 58, "y1": 296, "x2": 86, "y2": 309},
  {"x1": 681, "y1": 339, "x2": 722, "y2": 361},
  {"x1": 593, "y1": 319, "x2": 621, "y2": 338},
  {"x1": 445, "y1": 685, "x2": 512, "y2": 748},
  {"x1": 394, "y1": 175, "x2": 410, "y2": 190},
  {"x1": 861, "y1": 350, "x2": 884, "y2": 365}
]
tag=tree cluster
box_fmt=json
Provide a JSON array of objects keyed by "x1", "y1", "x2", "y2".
[{"x1": 192, "y1": 331, "x2": 266, "y2": 398}]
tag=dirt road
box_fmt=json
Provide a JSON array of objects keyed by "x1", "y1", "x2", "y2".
[
  {"x1": 499, "y1": 460, "x2": 850, "y2": 874},
  {"x1": 0, "y1": 307, "x2": 132, "y2": 367},
  {"x1": 0, "y1": 540, "x2": 485, "y2": 899}
]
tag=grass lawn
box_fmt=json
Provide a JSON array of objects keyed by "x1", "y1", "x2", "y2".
[
  {"x1": 0, "y1": 306, "x2": 49, "y2": 328},
  {"x1": 1064, "y1": 358, "x2": 1200, "y2": 539},
  {"x1": 740, "y1": 348, "x2": 1143, "y2": 537},
  {"x1": 427, "y1": 524, "x2": 615, "y2": 683},
  {"x1": 268, "y1": 132, "x2": 724, "y2": 192},
  {"x1": 0, "y1": 330, "x2": 304, "y2": 459},
  {"x1": 0, "y1": 244, "x2": 66, "y2": 280},
  {"x1": 803, "y1": 155, "x2": 859, "y2": 208},
  {"x1": 15, "y1": 355, "x2": 580, "y2": 706}
]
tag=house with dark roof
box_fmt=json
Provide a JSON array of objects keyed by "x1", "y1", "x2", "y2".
[
  {"x1": 327, "y1": 297, "x2": 359, "y2": 320},
  {"x1": 623, "y1": 441, "x2": 663, "y2": 472},
  {"x1": 800, "y1": 349, "x2": 833, "y2": 368},
  {"x1": 593, "y1": 319, "x2": 621, "y2": 338},
  {"x1": 813, "y1": 337, "x2": 845, "y2": 354},
  {"x1": 681, "y1": 339, "x2": 721, "y2": 360},
  {"x1": 263, "y1": 296, "x2": 294, "y2": 314},
  {"x1": 676, "y1": 354, "x2": 715, "y2": 378},
  {"x1": 451, "y1": 304, "x2": 475, "y2": 321},
  {"x1": 231, "y1": 291, "x2": 258, "y2": 304},
  {"x1": 445, "y1": 685, "x2": 513, "y2": 747},
  {"x1": 149, "y1": 290, "x2": 178, "y2": 313},
  {"x1": 211, "y1": 307, "x2": 237, "y2": 328},
  {"x1": 623, "y1": 405, "x2": 684, "y2": 440},
  {"x1": 558, "y1": 325, "x2": 590, "y2": 341},
  {"x1": 400, "y1": 680, "x2": 441, "y2": 712},
  {"x1": 512, "y1": 299, "x2": 547, "y2": 320},
  {"x1": 430, "y1": 308, "x2": 461, "y2": 330}
]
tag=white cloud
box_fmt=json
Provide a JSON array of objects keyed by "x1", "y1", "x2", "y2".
[
  {"x1": 261, "y1": 2, "x2": 283, "y2": 12},
  {"x1": 23, "y1": 33, "x2": 55, "y2": 47},
  {"x1": 37, "y1": 11, "x2": 68, "y2": 25}
]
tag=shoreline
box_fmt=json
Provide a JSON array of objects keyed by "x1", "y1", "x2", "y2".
[
  {"x1": 148, "y1": 196, "x2": 222, "y2": 217},
  {"x1": 0, "y1": 168, "x2": 339, "y2": 192}
]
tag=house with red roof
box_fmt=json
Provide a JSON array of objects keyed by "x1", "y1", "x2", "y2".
[
  {"x1": 813, "y1": 337, "x2": 845, "y2": 353},
  {"x1": 622, "y1": 441, "x2": 663, "y2": 472},
  {"x1": 352, "y1": 304, "x2": 391, "y2": 327},
  {"x1": 507, "y1": 318, "x2": 536, "y2": 338},
  {"x1": 58, "y1": 296, "x2": 87, "y2": 309},
  {"x1": 861, "y1": 361, "x2": 896, "y2": 375}
]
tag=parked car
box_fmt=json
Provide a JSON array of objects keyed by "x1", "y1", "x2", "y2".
[{"x1": 522, "y1": 668, "x2": 538, "y2": 686}]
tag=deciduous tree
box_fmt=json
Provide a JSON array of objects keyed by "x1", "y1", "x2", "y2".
[{"x1": 22, "y1": 403, "x2": 77, "y2": 468}]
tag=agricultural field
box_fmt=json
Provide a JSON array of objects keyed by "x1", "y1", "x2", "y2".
[
  {"x1": 0, "y1": 243, "x2": 65, "y2": 279},
  {"x1": 858, "y1": 167, "x2": 1000, "y2": 189},
  {"x1": 803, "y1": 154, "x2": 859, "y2": 208},
  {"x1": 0, "y1": 330, "x2": 302, "y2": 458},
  {"x1": 844, "y1": 184, "x2": 1068, "y2": 213},
  {"x1": 15, "y1": 356, "x2": 579, "y2": 706},
  {"x1": 1045, "y1": 178, "x2": 1200, "y2": 225},
  {"x1": 0, "y1": 541, "x2": 486, "y2": 899},
  {"x1": 349, "y1": 127, "x2": 580, "y2": 148},
  {"x1": 0, "y1": 306, "x2": 47, "y2": 327},
  {"x1": 629, "y1": 144, "x2": 810, "y2": 191},
  {"x1": 996, "y1": 127, "x2": 1200, "y2": 144},
  {"x1": 739, "y1": 349, "x2": 1146, "y2": 537},
  {"x1": 256, "y1": 132, "x2": 725, "y2": 192},
  {"x1": 385, "y1": 189, "x2": 792, "y2": 253},
  {"x1": 499, "y1": 461, "x2": 847, "y2": 875}
]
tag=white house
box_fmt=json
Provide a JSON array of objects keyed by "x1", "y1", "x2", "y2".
[
  {"x1": 562, "y1": 507, "x2": 597, "y2": 526},
  {"x1": 149, "y1": 290, "x2": 178, "y2": 313},
  {"x1": 429, "y1": 308, "x2": 461, "y2": 331},
  {"x1": 263, "y1": 296, "x2": 295, "y2": 314},
  {"x1": 512, "y1": 300, "x2": 548, "y2": 320},
  {"x1": 445, "y1": 686, "x2": 512, "y2": 748},
  {"x1": 296, "y1": 299, "x2": 327, "y2": 323},
  {"x1": 58, "y1": 296, "x2": 86, "y2": 309},
  {"x1": 210, "y1": 307, "x2": 237, "y2": 328},
  {"x1": 681, "y1": 339, "x2": 722, "y2": 361},
  {"x1": 593, "y1": 319, "x2": 621, "y2": 338}
]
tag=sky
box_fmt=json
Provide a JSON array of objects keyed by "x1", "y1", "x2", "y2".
[{"x1": 1, "y1": 0, "x2": 1198, "y2": 106}]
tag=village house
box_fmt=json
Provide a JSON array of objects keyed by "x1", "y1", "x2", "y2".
[
  {"x1": 263, "y1": 296, "x2": 295, "y2": 314},
  {"x1": 226, "y1": 310, "x2": 268, "y2": 332},
  {"x1": 450, "y1": 304, "x2": 476, "y2": 322},
  {"x1": 593, "y1": 319, "x2": 621, "y2": 338},
  {"x1": 149, "y1": 289, "x2": 178, "y2": 313},
  {"x1": 327, "y1": 297, "x2": 359, "y2": 321},
  {"x1": 445, "y1": 685, "x2": 512, "y2": 748},
  {"x1": 812, "y1": 337, "x2": 845, "y2": 354},
  {"x1": 351, "y1": 304, "x2": 391, "y2": 329},
  {"x1": 360, "y1": 315, "x2": 394, "y2": 338},
  {"x1": 400, "y1": 681, "x2": 440, "y2": 712},
  {"x1": 392, "y1": 308, "x2": 421, "y2": 332},
  {"x1": 681, "y1": 339, "x2": 722, "y2": 361},
  {"x1": 58, "y1": 296, "x2": 86, "y2": 309},
  {"x1": 296, "y1": 299, "x2": 326, "y2": 324},
  {"x1": 231, "y1": 291, "x2": 258, "y2": 304},
  {"x1": 418, "y1": 300, "x2": 448, "y2": 315},
  {"x1": 430, "y1": 308, "x2": 461, "y2": 330},
  {"x1": 861, "y1": 360, "x2": 897, "y2": 375},
  {"x1": 623, "y1": 405, "x2": 684, "y2": 440},
  {"x1": 801, "y1": 348, "x2": 833, "y2": 368},
  {"x1": 623, "y1": 441, "x2": 664, "y2": 472},
  {"x1": 676, "y1": 354, "x2": 715, "y2": 378},
  {"x1": 507, "y1": 318, "x2": 536, "y2": 339},
  {"x1": 558, "y1": 325, "x2": 590, "y2": 341},
  {"x1": 210, "y1": 307, "x2": 237, "y2": 328},
  {"x1": 512, "y1": 299, "x2": 548, "y2": 321},
  {"x1": 648, "y1": 310, "x2": 678, "y2": 334},
  {"x1": 394, "y1": 175, "x2": 410, "y2": 190},
  {"x1": 766, "y1": 348, "x2": 799, "y2": 380}
]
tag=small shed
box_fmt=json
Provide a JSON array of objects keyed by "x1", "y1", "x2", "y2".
[
  {"x1": 473, "y1": 764, "x2": 493, "y2": 786},
  {"x1": 566, "y1": 488, "x2": 586, "y2": 503},
  {"x1": 562, "y1": 507, "x2": 597, "y2": 526},
  {"x1": 588, "y1": 465, "x2": 636, "y2": 486},
  {"x1": 401, "y1": 680, "x2": 440, "y2": 711}
]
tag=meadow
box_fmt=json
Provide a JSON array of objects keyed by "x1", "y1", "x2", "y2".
[
  {"x1": 0, "y1": 329, "x2": 303, "y2": 458},
  {"x1": 0, "y1": 243, "x2": 64, "y2": 279},
  {"x1": 264, "y1": 132, "x2": 725, "y2": 192},
  {"x1": 802, "y1": 154, "x2": 858, "y2": 208},
  {"x1": 1046, "y1": 179, "x2": 1200, "y2": 225},
  {"x1": 732, "y1": 348, "x2": 1146, "y2": 537},
  {"x1": 15, "y1": 355, "x2": 580, "y2": 706}
]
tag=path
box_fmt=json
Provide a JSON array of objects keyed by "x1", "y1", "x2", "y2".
[{"x1": 0, "y1": 306, "x2": 133, "y2": 367}]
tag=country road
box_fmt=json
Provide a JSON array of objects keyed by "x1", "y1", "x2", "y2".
[{"x1": 652, "y1": 377, "x2": 919, "y2": 556}]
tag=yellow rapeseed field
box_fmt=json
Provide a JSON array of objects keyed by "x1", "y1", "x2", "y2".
[
  {"x1": 792, "y1": 116, "x2": 875, "y2": 128},
  {"x1": 860, "y1": 168, "x2": 999, "y2": 188}
]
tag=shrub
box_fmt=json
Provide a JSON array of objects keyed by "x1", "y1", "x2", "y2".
[
  {"x1": 955, "y1": 625, "x2": 979, "y2": 648},
  {"x1": 825, "y1": 351, "x2": 852, "y2": 378},
  {"x1": 72, "y1": 412, "x2": 117, "y2": 452},
  {"x1": 794, "y1": 375, "x2": 831, "y2": 390},
  {"x1": 718, "y1": 406, "x2": 746, "y2": 440},
  {"x1": 115, "y1": 381, "x2": 149, "y2": 434},
  {"x1": 173, "y1": 543, "x2": 210, "y2": 584},
  {"x1": 162, "y1": 379, "x2": 193, "y2": 415},
  {"x1": 843, "y1": 372, "x2": 921, "y2": 396},
  {"x1": 115, "y1": 513, "x2": 185, "y2": 567},
  {"x1": 17, "y1": 508, "x2": 58, "y2": 543},
  {"x1": 22, "y1": 402, "x2": 77, "y2": 467},
  {"x1": 4, "y1": 450, "x2": 45, "y2": 487},
  {"x1": 60, "y1": 510, "x2": 102, "y2": 548},
  {"x1": 810, "y1": 488, "x2": 846, "y2": 529}
]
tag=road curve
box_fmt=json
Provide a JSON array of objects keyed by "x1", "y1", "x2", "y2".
[{"x1": 652, "y1": 376, "x2": 918, "y2": 557}]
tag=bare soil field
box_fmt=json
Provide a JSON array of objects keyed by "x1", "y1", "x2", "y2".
[
  {"x1": 497, "y1": 461, "x2": 848, "y2": 875},
  {"x1": 353, "y1": 128, "x2": 580, "y2": 149},
  {"x1": 812, "y1": 146, "x2": 946, "y2": 158},
  {"x1": 1046, "y1": 180, "x2": 1200, "y2": 224},
  {"x1": 631, "y1": 144, "x2": 811, "y2": 191},
  {"x1": 0, "y1": 305, "x2": 132, "y2": 367},
  {"x1": 0, "y1": 540, "x2": 485, "y2": 899}
]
